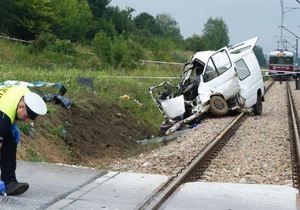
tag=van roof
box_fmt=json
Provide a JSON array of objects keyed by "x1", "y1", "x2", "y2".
[{"x1": 192, "y1": 51, "x2": 215, "y2": 63}]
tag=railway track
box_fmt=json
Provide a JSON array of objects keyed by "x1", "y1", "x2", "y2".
[
  {"x1": 287, "y1": 81, "x2": 300, "y2": 190},
  {"x1": 136, "y1": 80, "x2": 300, "y2": 210}
]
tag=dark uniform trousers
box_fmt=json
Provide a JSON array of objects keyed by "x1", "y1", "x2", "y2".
[{"x1": 0, "y1": 130, "x2": 17, "y2": 185}]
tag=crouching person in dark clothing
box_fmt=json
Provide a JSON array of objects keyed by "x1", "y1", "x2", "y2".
[{"x1": 0, "y1": 85, "x2": 47, "y2": 195}]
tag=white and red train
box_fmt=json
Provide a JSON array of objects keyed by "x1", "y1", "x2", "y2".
[{"x1": 268, "y1": 50, "x2": 295, "y2": 80}]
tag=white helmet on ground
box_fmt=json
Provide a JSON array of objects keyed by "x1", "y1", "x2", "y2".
[{"x1": 24, "y1": 92, "x2": 47, "y2": 120}]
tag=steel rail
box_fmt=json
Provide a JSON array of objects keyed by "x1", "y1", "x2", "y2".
[
  {"x1": 286, "y1": 82, "x2": 300, "y2": 190},
  {"x1": 137, "y1": 80, "x2": 275, "y2": 210},
  {"x1": 265, "y1": 80, "x2": 275, "y2": 93},
  {"x1": 137, "y1": 113, "x2": 245, "y2": 210}
]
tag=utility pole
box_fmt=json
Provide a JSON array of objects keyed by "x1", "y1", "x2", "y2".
[
  {"x1": 279, "y1": 0, "x2": 300, "y2": 51},
  {"x1": 278, "y1": 26, "x2": 299, "y2": 58},
  {"x1": 280, "y1": 0, "x2": 284, "y2": 49},
  {"x1": 278, "y1": 0, "x2": 300, "y2": 89},
  {"x1": 278, "y1": 26, "x2": 300, "y2": 89}
]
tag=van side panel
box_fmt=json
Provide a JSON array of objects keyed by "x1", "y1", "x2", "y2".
[{"x1": 238, "y1": 52, "x2": 264, "y2": 107}]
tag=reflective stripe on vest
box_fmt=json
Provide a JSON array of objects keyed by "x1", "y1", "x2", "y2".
[{"x1": 0, "y1": 86, "x2": 31, "y2": 123}]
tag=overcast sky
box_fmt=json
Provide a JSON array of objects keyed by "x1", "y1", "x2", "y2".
[{"x1": 110, "y1": 0, "x2": 300, "y2": 56}]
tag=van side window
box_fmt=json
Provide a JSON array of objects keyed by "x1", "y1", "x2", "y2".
[
  {"x1": 235, "y1": 59, "x2": 250, "y2": 80},
  {"x1": 203, "y1": 59, "x2": 218, "y2": 82},
  {"x1": 203, "y1": 50, "x2": 232, "y2": 82},
  {"x1": 212, "y1": 50, "x2": 232, "y2": 75}
]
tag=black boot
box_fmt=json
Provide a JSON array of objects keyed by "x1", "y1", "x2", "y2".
[{"x1": 6, "y1": 181, "x2": 29, "y2": 196}]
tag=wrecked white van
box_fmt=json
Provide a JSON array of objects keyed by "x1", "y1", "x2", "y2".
[{"x1": 150, "y1": 37, "x2": 265, "y2": 135}]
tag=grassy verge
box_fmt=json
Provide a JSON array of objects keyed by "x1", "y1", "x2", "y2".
[
  {"x1": 0, "y1": 38, "x2": 192, "y2": 165},
  {"x1": 0, "y1": 65, "x2": 183, "y2": 130}
]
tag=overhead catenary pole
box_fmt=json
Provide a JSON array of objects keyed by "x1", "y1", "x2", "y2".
[
  {"x1": 279, "y1": 0, "x2": 300, "y2": 51},
  {"x1": 278, "y1": 26, "x2": 299, "y2": 59},
  {"x1": 280, "y1": 0, "x2": 285, "y2": 50},
  {"x1": 278, "y1": 24, "x2": 300, "y2": 89}
]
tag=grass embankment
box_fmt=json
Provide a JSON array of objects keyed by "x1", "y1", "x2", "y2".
[{"x1": 0, "y1": 39, "x2": 188, "y2": 164}]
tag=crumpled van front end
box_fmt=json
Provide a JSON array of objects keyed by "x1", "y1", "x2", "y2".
[{"x1": 150, "y1": 37, "x2": 264, "y2": 135}]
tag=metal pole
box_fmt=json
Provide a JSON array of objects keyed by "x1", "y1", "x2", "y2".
[
  {"x1": 278, "y1": 26, "x2": 300, "y2": 89},
  {"x1": 296, "y1": 39, "x2": 298, "y2": 59},
  {"x1": 295, "y1": 39, "x2": 300, "y2": 90}
]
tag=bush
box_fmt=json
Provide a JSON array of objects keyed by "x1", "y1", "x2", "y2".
[
  {"x1": 29, "y1": 33, "x2": 56, "y2": 53},
  {"x1": 111, "y1": 36, "x2": 144, "y2": 69},
  {"x1": 92, "y1": 33, "x2": 145, "y2": 69},
  {"x1": 48, "y1": 39, "x2": 76, "y2": 55},
  {"x1": 92, "y1": 32, "x2": 112, "y2": 64}
]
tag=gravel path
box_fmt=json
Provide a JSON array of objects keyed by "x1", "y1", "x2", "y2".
[
  {"x1": 107, "y1": 81, "x2": 293, "y2": 186},
  {"x1": 108, "y1": 116, "x2": 234, "y2": 176}
]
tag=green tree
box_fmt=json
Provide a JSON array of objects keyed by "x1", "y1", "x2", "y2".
[
  {"x1": 105, "y1": 6, "x2": 135, "y2": 35},
  {"x1": 0, "y1": 0, "x2": 16, "y2": 35},
  {"x1": 155, "y1": 13, "x2": 183, "y2": 42},
  {"x1": 202, "y1": 17, "x2": 229, "y2": 50},
  {"x1": 134, "y1": 12, "x2": 160, "y2": 35},
  {"x1": 50, "y1": 0, "x2": 93, "y2": 42},
  {"x1": 150, "y1": 37, "x2": 177, "y2": 61},
  {"x1": 254, "y1": 45, "x2": 267, "y2": 67},
  {"x1": 0, "y1": 0, "x2": 55, "y2": 40},
  {"x1": 92, "y1": 32, "x2": 112, "y2": 64},
  {"x1": 86, "y1": 0, "x2": 113, "y2": 39},
  {"x1": 111, "y1": 35, "x2": 144, "y2": 68},
  {"x1": 87, "y1": 0, "x2": 111, "y2": 18},
  {"x1": 184, "y1": 35, "x2": 206, "y2": 52},
  {"x1": 93, "y1": 18, "x2": 118, "y2": 37}
]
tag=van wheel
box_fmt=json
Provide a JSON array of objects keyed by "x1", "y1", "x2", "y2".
[
  {"x1": 209, "y1": 96, "x2": 229, "y2": 117},
  {"x1": 253, "y1": 95, "x2": 262, "y2": 115}
]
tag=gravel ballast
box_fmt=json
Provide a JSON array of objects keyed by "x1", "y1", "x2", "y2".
[{"x1": 107, "y1": 81, "x2": 293, "y2": 186}]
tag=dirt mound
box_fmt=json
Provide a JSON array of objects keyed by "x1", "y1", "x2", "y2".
[
  {"x1": 56, "y1": 96, "x2": 153, "y2": 163},
  {"x1": 18, "y1": 95, "x2": 156, "y2": 168}
]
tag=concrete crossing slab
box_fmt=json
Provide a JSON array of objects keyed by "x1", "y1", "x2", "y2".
[
  {"x1": 162, "y1": 182, "x2": 299, "y2": 210},
  {"x1": 0, "y1": 161, "x2": 168, "y2": 210}
]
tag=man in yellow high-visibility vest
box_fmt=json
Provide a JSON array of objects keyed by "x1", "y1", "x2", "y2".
[{"x1": 0, "y1": 85, "x2": 47, "y2": 196}]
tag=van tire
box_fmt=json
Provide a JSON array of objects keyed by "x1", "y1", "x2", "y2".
[
  {"x1": 209, "y1": 96, "x2": 229, "y2": 117},
  {"x1": 253, "y1": 95, "x2": 262, "y2": 115}
]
